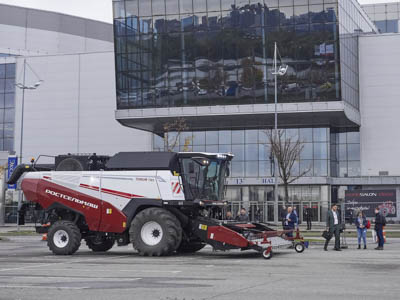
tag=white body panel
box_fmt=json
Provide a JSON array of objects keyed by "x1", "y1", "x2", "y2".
[{"x1": 24, "y1": 170, "x2": 186, "y2": 212}]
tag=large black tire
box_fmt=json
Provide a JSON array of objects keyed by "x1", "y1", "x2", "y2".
[
  {"x1": 129, "y1": 208, "x2": 182, "y2": 256},
  {"x1": 176, "y1": 240, "x2": 206, "y2": 253},
  {"x1": 47, "y1": 220, "x2": 81, "y2": 255},
  {"x1": 85, "y1": 236, "x2": 115, "y2": 252}
]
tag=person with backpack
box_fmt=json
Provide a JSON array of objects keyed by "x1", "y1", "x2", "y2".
[
  {"x1": 374, "y1": 207, "x2": 387, "y2": 250},
  {"x1": 355, "y1": 211, "x2": 368, "y2": 249}
]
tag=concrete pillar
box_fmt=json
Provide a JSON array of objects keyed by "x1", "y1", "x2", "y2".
[{"x1": 320, "y1": 185, "x2": 330, "y2": 223}]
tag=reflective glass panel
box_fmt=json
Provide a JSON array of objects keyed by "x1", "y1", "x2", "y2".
[{"x1": 232, "y1": 144, "x2": 245, "y2": 160}]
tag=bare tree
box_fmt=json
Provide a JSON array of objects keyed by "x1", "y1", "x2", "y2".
[
  {"x1": 163, "y1": 118, "x2": 191, "y2": 152},
  {"x1": 266, "y1": 129, "x2": 310, "y2": 205}
]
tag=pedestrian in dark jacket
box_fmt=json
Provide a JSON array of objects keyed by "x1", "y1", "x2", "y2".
[
  {"x1": 374, "y1": 208, "x2": 386, "y2": 250},
  {"x1": 226, "y1": 211, "x2": 234, "y2": 221},
  {"x1": 293, "y1": 206, "x2": 299, "y2": 229},
  {"x1": 280, "y1": 205, "x2": 287, "y2": 227},
  {"x1": 324, "y1": 204, "x2": 342, "y2": 251},
  {"x1": 355, "y1": 211, "x2": 368, "y2": 249},
  {"x1": 236, "y1": 208, "x2": 249, "y2": 222},
  {"x1": 304, "y1": 207, "x2": 313, "y2": 230}
]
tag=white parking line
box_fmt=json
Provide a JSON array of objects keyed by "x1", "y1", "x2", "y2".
[
  {"x1": 0, "y1": 255, "x2": 129, "y2": 272},
  {"x1": 42, "y1": 268, "x2": 182, "y2": 274},
  {"x1": 0, "y1": 285, "x2": 90, "y2": 290},
  {"x1": 3, "y1": 276, "x2": 143, "y2": 281}
]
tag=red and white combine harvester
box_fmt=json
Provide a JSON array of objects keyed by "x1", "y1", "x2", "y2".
[{"x1": 9, "y1": 152, "x2": 306, "y2": 259}]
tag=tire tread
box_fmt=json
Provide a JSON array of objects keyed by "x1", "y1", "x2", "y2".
[
  {"x1": 130, "y1": 207, "x2": 182, "y2": 256},
  {"x1": 47, "y1": 220, "x2": 81, "y2": 255}
]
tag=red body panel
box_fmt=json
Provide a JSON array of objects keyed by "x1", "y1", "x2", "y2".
[
  {"x1": 21, "y1": 178, "x2": 127, "y2": 233},
  {"x1": 98, "y1": 200, "x2": 127, "y2": 233},
  {"x1": 207, "y1": 226, "x2": 249, "y2": 248}
]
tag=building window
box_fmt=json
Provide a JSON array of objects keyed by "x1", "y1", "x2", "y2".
[
  {"x1": 330, "y1": 128, "x2": 360, "y2": 177},
  {"x1": 0, "y1": 63, "x2": 15, "y2": 151},
  {"x1": 153, "y1": 127, "x2": 333, "y2": 178}
]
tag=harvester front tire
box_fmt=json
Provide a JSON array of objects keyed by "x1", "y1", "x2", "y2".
[
  {"x1": 85, "y1": 237, "x2": 115, "y2": 252},
  {"x1": 47, "y1": 220, "x2": 81, "y2": 255},
  {"x1": 130, "y1": 208, "x2": 182, "y2": 256}
]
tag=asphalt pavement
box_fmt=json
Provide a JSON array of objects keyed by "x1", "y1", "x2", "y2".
[{"x1": 0, "y1": 235, "x2": 400, "y2": 300}]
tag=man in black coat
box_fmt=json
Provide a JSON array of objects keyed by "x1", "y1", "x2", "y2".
[
  {"x1": 324, "y1": 204, "x2": 342, "y2": 251},
  {"x1": 304, "y1": 207, "x2": 313, "y2": 230},
  {"x1": 374, "y1": 207, "x2": 386, "y2": 250}
]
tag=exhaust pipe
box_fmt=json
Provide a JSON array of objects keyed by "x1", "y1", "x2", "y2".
[{"x1": 7, "y1": 164, "x2": 35, "y2": 185}]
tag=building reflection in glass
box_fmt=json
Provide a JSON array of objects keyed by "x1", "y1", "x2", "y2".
[{"x1": 113, "y1": 0, "x2": 375, "y2": 110}]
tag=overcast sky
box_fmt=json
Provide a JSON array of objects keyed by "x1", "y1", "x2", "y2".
[{"x1": 0, "y1": 0, "x2": 398, "y2": 23}]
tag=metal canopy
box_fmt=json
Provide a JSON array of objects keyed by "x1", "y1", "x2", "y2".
[{"x1": 116, "y1": 108, "x2": 360, "y2": 136}]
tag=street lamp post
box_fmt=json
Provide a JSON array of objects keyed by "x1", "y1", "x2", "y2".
[
  {"x1": 272, "y1": 42, "x2": 287, "y2": 225},
  {"x1": 19, "y1": 59, "x2": 26, "y2": 166},
  {"x1": 14, "y1": 58, "x2": 43, "y2": 230}
]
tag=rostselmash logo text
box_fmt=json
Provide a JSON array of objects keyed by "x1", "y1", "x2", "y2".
[{"x1": 45, "y1": 189, "x2": 98, "y2": 209}]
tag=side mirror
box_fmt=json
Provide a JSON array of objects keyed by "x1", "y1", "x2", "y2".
[{"x1": 225, "y1": 167, "x2": 230, "y2": 177}]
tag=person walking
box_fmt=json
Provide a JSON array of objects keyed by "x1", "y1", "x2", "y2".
[
  {"x1": 324, "y1": 204, "x2": 341, "y2": 251},
  {"x1": 293, "y1": 206, "x2": 299, "y2": 229},
  {"x1": 305, "y1": 207, "x2": 313, "y2": 230},
  {"x1": 285, "y1": 207, "x2": 297, "y2": 238},
  {"x1": 355, "y1": 211, "x2": 367, "y2": 249},
  {"x1": 374, "y1": 207, "x2": 386, "y2": 250},
  {"x1": 280, "y1": 205, "x2": 287, "y2": 228}
]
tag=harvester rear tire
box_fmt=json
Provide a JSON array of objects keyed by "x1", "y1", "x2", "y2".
[
  {"x1": 130, "y1": 207, "x2": 182, "y2": 256},
  {"x1": 85, "y1": 237, "x2": 115, "y2": 252},
  {"x1": 47, "y1": 220, "x2": 81, "y2": 255}
]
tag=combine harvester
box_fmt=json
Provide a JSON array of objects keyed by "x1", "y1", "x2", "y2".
[{"x1": 9, "y1": 152, "x2": 307, "y2": 259}]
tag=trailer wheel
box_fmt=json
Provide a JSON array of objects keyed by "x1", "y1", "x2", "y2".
[
  {"x1": 262, "y1": 247, "x2": 273, "y2": 259},
  {"x1": 294, "y1": 242, "x2": 305, "y2": 253},
  {"x1": 47, "y1": 220, "x2": 81, "y2": 255},
  {"x1": 85, "y1": 237, "x2": 115, "y2": 252},
  {"x1": 130, "y1": 208, "x2": 182, "y2": 256}
]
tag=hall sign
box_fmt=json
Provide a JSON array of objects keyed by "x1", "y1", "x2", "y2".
[
  {"x1": 344, "y1": 190, "x2": 397, "y2": 218},
  {"x1": 227, "y1": 178, "x2": 276, "y2": 185}
]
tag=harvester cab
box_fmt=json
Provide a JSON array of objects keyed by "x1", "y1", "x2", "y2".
[{"x1": 178, "y1": 153, "x2": 231, "y2": 205}]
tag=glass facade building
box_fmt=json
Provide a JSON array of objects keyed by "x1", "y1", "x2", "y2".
[
  {"x1": 0, "y1": 62, "x2": 15, "y2": 152},
  {"x1": 362, "y1": 2, "x2": 400, "y2": 33},
  {"x1": 112, "y1": 0, "x2": 374, "y2": 222},
  {"x1": 113, "y1": 0, "x2": 375, "y2": 110}
]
